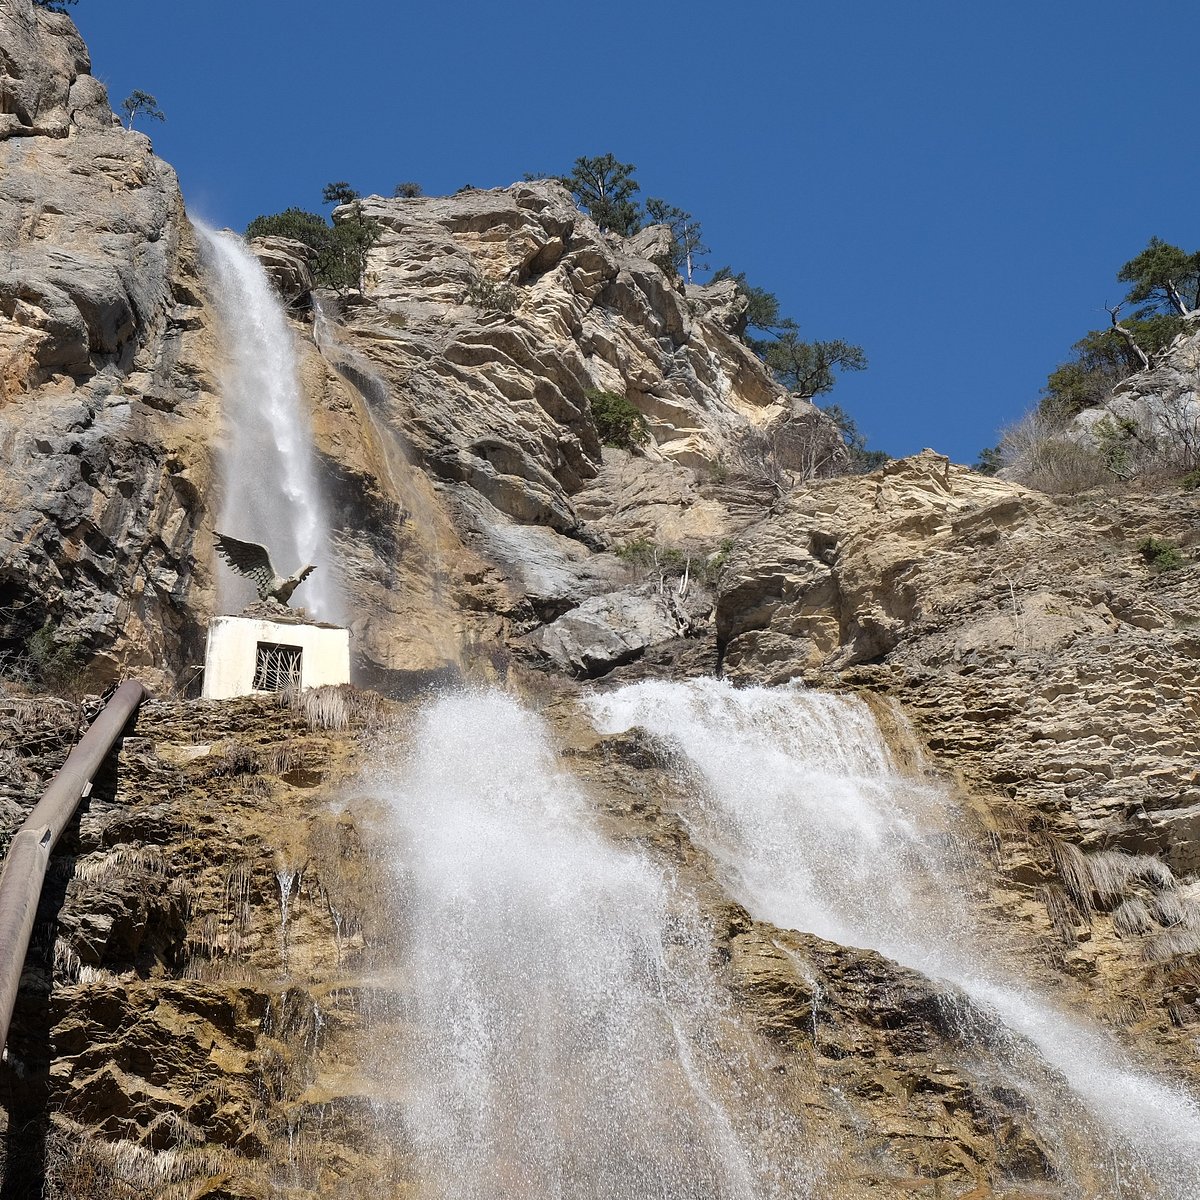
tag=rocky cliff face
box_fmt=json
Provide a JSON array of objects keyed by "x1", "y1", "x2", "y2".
[
  {"x1": 2, "y1": 0, "x2": 844, "y2": 691},
  {"x1": 275, "y1": 183, "x2": 843, "y2": 681},
  {"x1": 0, "y1": 0, "x2": 220, "y2": 688}
]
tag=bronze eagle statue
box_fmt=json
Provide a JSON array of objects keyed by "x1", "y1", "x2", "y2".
[{"x1": 213, "y1": 532, "x2": 316, "y2": 606}]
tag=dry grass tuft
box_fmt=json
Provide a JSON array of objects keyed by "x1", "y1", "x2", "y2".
[
  {"x1": 44, "y1": 1115, "x2": 238, "y2": 1199},
  {"x1": 1112, "y1": 897, "x2": 1154, "y2": 937},
  {"x1": 266, "y1": 744, "x2": 301, "y2": 775},
  {"x1": 202, "y1": 741, "x2": 261, "y2": 779},
  {"x1": 1143, "y1": 929, "x2": 1200, "y2": 961},
  {"x1": 223, "y1": 857, "x2": 257, "y2": 931},
  {"x1": 73, "y1": 845, "x2": 168, "y2": 885},
  {"x1": 289, "y1": 684, "x2": 386, "y2": 732},
  {"x1": 997, "y1": 410, "x2": 1110, "y2": 493},
  {"x1": 1036, "y1": 882, "x2": 1083, "y2": 946},
  {"x1": 1053, "y1": 842, "x2": 1200, "y2": 972},
  {"x1": 1053, "y1": 841, "x2": 1174, "y2": 912}
]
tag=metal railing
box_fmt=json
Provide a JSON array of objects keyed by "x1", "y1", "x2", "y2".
[{"x1": 0, "y1": 680, "x2": 147, "y2": 1053}]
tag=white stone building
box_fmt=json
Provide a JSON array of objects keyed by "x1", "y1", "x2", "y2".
[{"x1": 201, "y1": 616, "x2": 350, "y2": 700}]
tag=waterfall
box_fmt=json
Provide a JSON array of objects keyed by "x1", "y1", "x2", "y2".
[
  {"x1": 194, "y1": 223, "x2": 341, "y2": 622},
  {"x1": 367, "y1": 690, "x2": 810, "y2": 1200},
  {"x1": 586, "y1": 679, "x2": 1200, "y2": 1199}
]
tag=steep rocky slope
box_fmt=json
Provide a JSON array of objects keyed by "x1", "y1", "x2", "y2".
[
  {"x1": 0, "y1": 0, "x2": 221, "y2": 687},
  {"x1": 294, "y1": 183, "x2": 842, "y2": 681}
]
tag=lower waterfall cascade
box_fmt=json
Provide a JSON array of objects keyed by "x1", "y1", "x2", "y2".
[
  {"x1": 363, "y1": 690, "x2": 814, "y2": 1200},
  {"x1": 585, "y1": 678, "x2": 1200, "y2": 1200}
]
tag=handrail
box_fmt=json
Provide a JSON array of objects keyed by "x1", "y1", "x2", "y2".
[{"x1": 0, "y1": 680, "x2": 147, "y2": 1054}]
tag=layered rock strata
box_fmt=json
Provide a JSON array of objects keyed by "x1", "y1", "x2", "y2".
[
  {"x1": 0, "y1": 0, "x2": 220, "y2": 689},
  {"x1": 300, "y1": 183, "x2": 846, "y2": 680}
]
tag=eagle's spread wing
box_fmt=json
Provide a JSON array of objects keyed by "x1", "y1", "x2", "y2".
[
  {"x1": 213, "y1": 533, "x2": 275, "y2": 599},
  {"x1": 294, "y1": 564, "x2": 316, "y2": 585}
]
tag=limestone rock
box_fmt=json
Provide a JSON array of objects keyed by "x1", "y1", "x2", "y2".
[
  {"x1": 248, "y1": 236, "x2": 315, "y2": 311},
  {"x1": 0, "y1": 0, "x2": 220, "y2": 689},
  {"x1": 530, "y1": 587, "x2": 685, "y2": 677},
  {"x1": 718, "y1": 451, "x2": 1030, "y2": 673},
  {"x1": 573, "y1": 447, "x2": 735, "y2": 545},
  {"x1": 685, "y1": 276, "x2": 748, "y2": 335},
  {"x1": 338, "y1": 181, "x2": 791, "y2": 489},
  {"x1": 619, "y1": 222, "x2": 674, "y2": 265},
  {"x1": 0, "y1": 0, "x2": 108, "y2": 141},
  {"x1": 455, "y1": 491, "x2": 627, "y2": 620},
  {"x1": 300, "y1": 182, "x2": 840, "y2": 676}
]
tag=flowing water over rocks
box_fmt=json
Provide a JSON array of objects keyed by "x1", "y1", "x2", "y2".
[
  {"x1": 4, "y1": 6, "x2": 1199, "y2": 1191},
  {"x1": 586, "y1": 679, "x2": 1200, "y2": 1199},
  {"x1": 364, "y1": 689, "x2": 811, "y2": 1200},
  {"x1": 195, "y1": 224, "x2": 341, "y2": 622}
]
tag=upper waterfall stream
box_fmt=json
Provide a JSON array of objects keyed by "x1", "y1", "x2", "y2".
[
  {"x1": 586, "y1": 679, "x2": 1200, "y2": 1199},
  {"x1": 195, "y1": 223, "x2": 341, "y2": 622}
]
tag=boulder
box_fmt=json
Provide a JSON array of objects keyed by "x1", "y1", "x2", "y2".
[
  {"x1": 0, "y1": 0, "x2": 105, "y2": 140},
  {"x1": 620, "y1": 223, "x2": 674, "y2": 264},
  {"x1": 685, "y1": 277, "x2": 748, "y2": 335},
  {"x1": 530, "y1": 588, "x2": 683, "y2": 677}
]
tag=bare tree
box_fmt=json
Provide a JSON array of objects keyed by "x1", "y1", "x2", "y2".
[{"x1": 1105, "y1": 303, "x2": 1151, "y2": 371}]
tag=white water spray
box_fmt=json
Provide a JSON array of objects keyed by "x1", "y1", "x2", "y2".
[
  {"x1": 194, "y1": 223, "x2": 341, "y2": 622},
  {"x1": 368, "y1": 690, "x2": 810, "y2": 1200},
  {"x1": 586, "y1": 679, "x2": 1200, "y2": 1199}
]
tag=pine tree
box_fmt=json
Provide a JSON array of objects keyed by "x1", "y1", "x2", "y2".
[
  {"x1": 645, "y1": 198, "x2": 708, "y2": 282},
  {"x1": 565, "y1": 154, "x2": 642, "y2": 236},
  {"x1": 1118, "y1": 237, "x2": 1200, "y2": 318},
  {"x1": 121, "y1": 90, "x2": 164, "y2": 130}
]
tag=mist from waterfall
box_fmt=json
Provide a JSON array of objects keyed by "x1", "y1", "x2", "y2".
[
  {"x1": 586, "y1": 679, "x2": 1200, "y2": 1200},
  {"x1": 368, "y1": 690, "x2": 811, "y2": 1200},
  {"x1": 194, "y1": 223, "x2": 341, "y2": 622}
]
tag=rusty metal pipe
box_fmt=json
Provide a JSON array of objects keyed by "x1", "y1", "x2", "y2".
[{"x1": 0, "y1": 680, "x2": 147, "y2": 1053}]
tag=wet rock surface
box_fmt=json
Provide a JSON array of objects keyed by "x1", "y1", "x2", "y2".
[{"x1": 0, "y1": 690, "x2": 390, "y2": 1197}]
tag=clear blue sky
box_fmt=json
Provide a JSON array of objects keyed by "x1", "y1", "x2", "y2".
[{"x1": 75, "y1": 0, "x2": 1200, "y2": 465}]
